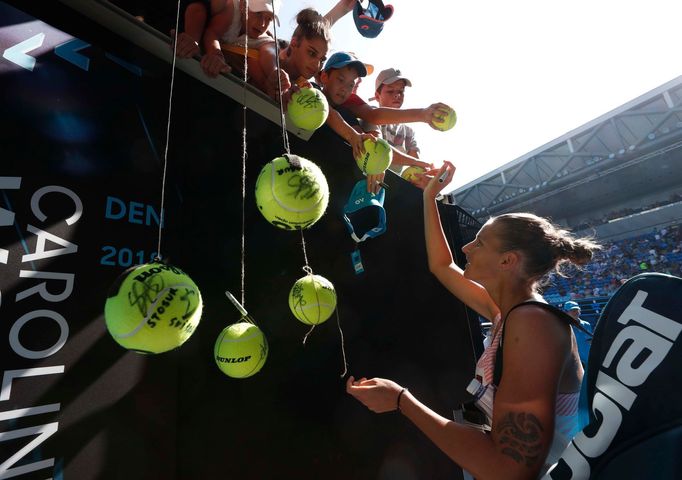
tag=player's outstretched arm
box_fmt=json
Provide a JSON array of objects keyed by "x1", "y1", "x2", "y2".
[{"x1": 423, "y1": 162, "x2": 499, "y2": 321}]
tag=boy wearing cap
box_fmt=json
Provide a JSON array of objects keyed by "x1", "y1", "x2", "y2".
[
  {"x1": 318, "y1": 52, "x2": 383, "y2": 193},
  {"x1": 564, "y1": 301, "x2": 593, "y2": 367},
  {"x1": 320, "y1": 52, "x2": 437, "y2": 191},
  {"x1": 364, "y1": 68, "x2": 421, "y2": 175}
]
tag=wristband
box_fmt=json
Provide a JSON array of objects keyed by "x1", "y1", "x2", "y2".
[{"x1": 396, "y1": 388, "x2": 407, "y2": 412}]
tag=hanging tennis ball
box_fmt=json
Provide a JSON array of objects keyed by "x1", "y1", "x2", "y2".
[
  {"x1": 104, "y1": 262, "x2": 203, "y2": 354},
  {"x1": 255, "y1": 154, "x2": 329, "y2": 230},
  {"x1": 431, "y1": 106, "x2": 457, "y2": 131},
  {"x1": 355, "y1": 138, "x2": 392, "y2": 175},
  {"x1": 214, "y1": 322, "x2": 268, "y2": 378},
  {"x1": 288, "y1": 87, "x2": 329, "y2": 131},
  {"x1": 401, "y1": 166, "x2": 425, "y2": 183},
  {"x1": 288, "y1": 274, "x2": 337, "y2": 325}
]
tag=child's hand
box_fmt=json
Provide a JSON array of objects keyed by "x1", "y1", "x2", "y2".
[
  {"x1": 266, "y1": 69, "x2": 292, "y2": 101},
  {"x1": 366, "y1": 172, "x2": 385, "y2": 195},
  {"x1": 350, "y1": 132, "x2": 374, "y2": 161},
  {"x1": 406, "y1": 161, "x2": 436, "y2": 190},
  {"x1": 422, "y1": 103, "x2": 451, "y2": 129},
  {"x1": 200, "y1": 50, "x2": 230, "y2": 77},
  {"x1": 171, "y1": 30, "x2": 200, "y2": 59},
  {"x1": 412, "y1": 159, "x2": 435, "y2": 171}
]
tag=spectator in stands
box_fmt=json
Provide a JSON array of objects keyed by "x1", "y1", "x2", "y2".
[
  {"x1": 563, "y1": 301, "x2": 592, "y2": 367},
  {"x1": 347, "y1": 161, "x2": 602, "y2": 478}
]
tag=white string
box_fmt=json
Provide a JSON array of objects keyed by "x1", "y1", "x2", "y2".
[
  {"x1": 240, "y1": 1, "x2": 249, "y2": 307},
  {"x1": 270, "y1": 0, "x2": 291, "y2": 154},
  {"x1": 156, "y1": 0, "x2": 183, "y2": 260},
  {"x1": 335, "y1": 305, "x2": 348, "y2": 378}
]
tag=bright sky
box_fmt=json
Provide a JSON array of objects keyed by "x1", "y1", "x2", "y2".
[{"x1": 275, "y1": 0, "x2": 681, "y2": 189}]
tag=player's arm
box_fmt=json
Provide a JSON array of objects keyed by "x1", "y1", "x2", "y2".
[
  {"x1": 422, "y1": 162, "x2": 499, "y2": 321},
  {"x1": 398, "y1": 307, "x2": 566, "y2": 479}
]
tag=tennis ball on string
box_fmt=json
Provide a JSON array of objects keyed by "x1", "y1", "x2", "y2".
[
  {"x1": 288, "y1": 87, "x2": 329, "y2": 131},
  {"x1": 214, "y1": 322, "x2": 268, "y2": 378},
  {"x1": 288, "y1": 274, "x2": 337, "y2": 325},
  {"x1": 401, "y1": 166, "x2": 425, "y2": 183},
  {"x1": 104, "y1": 262, "x2": 203, "y2": 354},
  {"x1": 431, "y1": 106, "x2": 457, "y2": 131},
  {"x1": 255, "y1": 154, "x2": 329, "y2": 230},
  {"x1": 355, "y1": 138, "x2": 392, "y2": 175}
]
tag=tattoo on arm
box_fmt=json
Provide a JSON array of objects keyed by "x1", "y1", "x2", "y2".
[{"x1": 495, "y1": 412, "x2": 544, "y2": 467}]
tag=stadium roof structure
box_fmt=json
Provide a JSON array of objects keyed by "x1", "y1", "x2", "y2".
[{"x1": 453, "y1": 76, "x2": 682, "y2": 222}]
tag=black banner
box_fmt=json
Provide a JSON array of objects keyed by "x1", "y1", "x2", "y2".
[{"x1": 1, "y1": 2, "x2": 477, "y2": 479}]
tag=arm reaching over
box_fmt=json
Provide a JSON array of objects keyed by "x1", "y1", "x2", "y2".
[
  {"x1": 326, "y1": 108, "x2": 373, "y2": 160},
  {"x1": 347, "y1": 101, "x2": 451, "y2": 128},
  {"x1": 201, "y1": 10, "x2": 233, "y2": 76},
  {"x1": 324, "y1": 0, "x2": 356, "y2": 26},
  {"x1": 422, "y1": 162, "x2": 500, "y2": 321}
]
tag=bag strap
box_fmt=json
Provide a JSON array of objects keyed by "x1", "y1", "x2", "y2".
[{"x1": 492, "y1": 301, "x2": 592, "y2": 386}]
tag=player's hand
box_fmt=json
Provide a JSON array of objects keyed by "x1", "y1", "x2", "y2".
[
  {"x1": 171, "y1": 30, "x2": 200, "y2": 58},
  {"x1": 423, "y1": 161, "x2": 455, "y2": 199},
  {"x1": 346, "y1": 376, "x2": 405, "y2": 414},
  {"x1": 423, "y1": 103, "x2": 451, "y2": 129},
  {"x1": 200, "y1": 50, "x2": 230, "y2": 77}
]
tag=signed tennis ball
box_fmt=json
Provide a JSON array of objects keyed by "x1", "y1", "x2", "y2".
[
  {"x1": 355, "y1": 138, "x2": 392, "y2": 175},
  {"x1": 431, "y1": 106, "x2": 457, "y2": 131},
  {"x1": 255, "y1": 154, "x2": 329, "y2": 230},
  {"x1": 288, "y1": 274, "x2": 337, "y2": 325},
  {"x1": 104, "y1": 262, "x2": 203, "y2": 354},
  {"x1": 288, "y1": 87, "x2": 329, "y2": 131},
  {"x1": 401, "y1": 166, "x2": 426, "y2": 183},
  {"x1": 214, "y1": 322, "x2": 268, "y2": 378}
]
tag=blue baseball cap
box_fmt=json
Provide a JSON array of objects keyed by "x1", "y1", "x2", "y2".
[
  {"x1": 353, "y1": 0, "x2": 394, "y2": 39},
  {"x1": 322, "y1": 52, "x2": 372, "y2": 77},
  {"x1": 564, "y1": 301, "x2": 581, "y2": 312}
]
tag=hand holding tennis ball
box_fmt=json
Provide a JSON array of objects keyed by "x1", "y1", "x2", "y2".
[
  {"x1": 425, "y1": 103, "x2": 457, "y2": 131},
  {"x1": 287, "y1": 87, "x2": 329, "y2": 131},
  {"x1": 355, "y1": 137, "x2": 392, "y2": 175}
]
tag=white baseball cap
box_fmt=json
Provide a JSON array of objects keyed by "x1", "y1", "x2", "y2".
[
  {"x1": 375, "y1": 67, "x2": 412, "y2": 91},
  {"x1": 248, "y1": 0, "x2": 281, "y2": 25}
]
